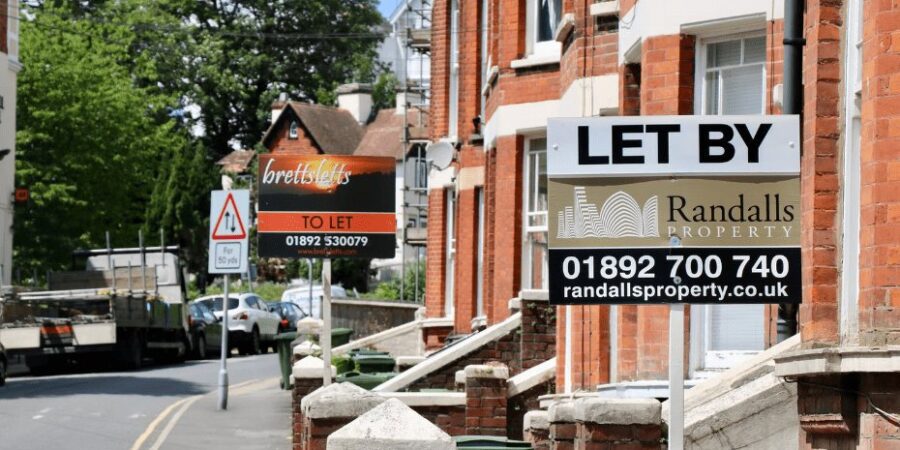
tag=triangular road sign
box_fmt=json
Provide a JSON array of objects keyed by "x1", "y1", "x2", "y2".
[{"x1": 212, "y1": 192, "x2": 247, "y2": 240}]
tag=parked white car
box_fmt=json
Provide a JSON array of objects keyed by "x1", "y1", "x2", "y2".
[
  {"x1": 281, "y1": 284, "x2": 348, "y2": 319},
  {"x1": 195, "y1": 294, "x2": 280, "y2": 355}
]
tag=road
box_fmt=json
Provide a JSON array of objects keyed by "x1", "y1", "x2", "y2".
[{"x1": 0, "y1": 353, "x2": 290, "y2": 450}]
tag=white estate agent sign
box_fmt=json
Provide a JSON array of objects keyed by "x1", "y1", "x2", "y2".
[
  {"x1": 208, "y1": 190, "x2": 250, "y2": 274},
  {"x1": 547, "y1": 115, "x2": 801, "y2": 305}
]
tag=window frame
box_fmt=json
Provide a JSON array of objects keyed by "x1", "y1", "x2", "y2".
[
  {"x1": 839, "y1": 0, "x2": 863, "y2": 344},
  {"x1": 690, "y1": 31, "x2": 769, "y2": 375},
  {"x1": 448, "y1": 0, "x2": 460, "y2": 140},
  {"x1": 288, "y1": 120, "x2": 299, "y2": 139},
  {"x1": 696, "y1": 32, "x2": 767, "y2": 116},
  {"x1": 522, "y1": 136, "x2": 549, "y2": 291},
  {"x1": 475, "y1": 187, "x2": 486, "y2": 318},
  {"x1": 444, "y1": 188, "x2": 457, "y2": 318},
  {"x1": 526, "y1": 0, "x2": 563, "y2": 58}
]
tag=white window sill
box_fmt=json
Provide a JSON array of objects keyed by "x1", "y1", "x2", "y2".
[
  {"x1": 590, "y1": 1, "x2": 619, "y2": 16},
  {"x1": 511, "y1": 53, "x2": 561, "y2": 70}
]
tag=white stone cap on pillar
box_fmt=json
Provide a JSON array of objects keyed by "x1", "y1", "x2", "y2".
[
  {"x1": 548, "y1": 401, "x2": 576, "y2": 423},
  {"x1": 455, "y1": 370, "x2": 466, "y2": 385},
  {"x1": 574, "y1": 397, "x2": 661, "y2": 425},
  {"x1": 296, "y1": 317, "x2": 324, "y2": 335},
  {"x1": 292, "y1": 340, "x2": 321, "y2": 357},
  {"x1": 327, "y1": 398, "x2": 455, "y2": 450},
  {"x1": 524, "y1": 410, "x2": 549, "y2": 431},
  {"x1": 301, "y1": 382, "x2": 387, "y2": 419},
  {"x1": 465, "y1": 364, "x2": 510, "y2": 380},
  {"x1": 508, "y1": 297, "x2": 522, "y2": 311},
  {"x1": 291, "y1": 356, "x2": 336, "y2": 380}
]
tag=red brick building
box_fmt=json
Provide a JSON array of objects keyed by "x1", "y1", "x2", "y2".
[{"x1": 425, "y1": 0, "x2": 900, "y2": 447}]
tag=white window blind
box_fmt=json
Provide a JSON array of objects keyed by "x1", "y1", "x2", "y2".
[{"x1": 703, "y1": 36, "x2": 765, "y2": 115}]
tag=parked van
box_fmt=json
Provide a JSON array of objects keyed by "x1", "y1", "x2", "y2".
[{"x1": 280, "y1": 284, "x2": 348, "y2": 319}]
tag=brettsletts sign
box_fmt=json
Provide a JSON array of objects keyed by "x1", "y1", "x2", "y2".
[
  {"x1": 257, "y1": 154, "x2": 396, "y2": 259},
  {"x1": 547, "y1": 115, "x2": 801, "y2": 304}
]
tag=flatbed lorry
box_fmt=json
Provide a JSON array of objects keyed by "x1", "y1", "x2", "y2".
[{"x1": 0, "y1": 246, "x2": 190, "y2": 371}]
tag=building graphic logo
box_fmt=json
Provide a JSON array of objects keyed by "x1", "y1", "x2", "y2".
[{"x1": 556, "y1": 187, "x2": 659, "y2": 239}]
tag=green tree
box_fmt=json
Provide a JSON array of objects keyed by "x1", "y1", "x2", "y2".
[
  {"x1": 155, "y1": 0, "x2": 385, "y2": 157},
  {"x1": 14, "y1": 5, "x2": 187, "y2": 272},
  {"x1": 143, "y1": 139, "x2": 217, "y2": 274}
]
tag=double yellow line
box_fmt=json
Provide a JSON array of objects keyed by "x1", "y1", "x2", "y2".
[{"x1": 130, "y1": 378, "x2": 269, "y2": 450}]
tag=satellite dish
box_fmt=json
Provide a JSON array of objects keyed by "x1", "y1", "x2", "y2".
[{"x1": 425, "y1": 141, "x2": 456, "y2": 170}]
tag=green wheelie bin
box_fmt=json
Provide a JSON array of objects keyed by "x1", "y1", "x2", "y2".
[
  {"x1": 453, "y1": 436, "x2": 533, "y2": 449},
  {"x1": 275, "y1": 332, "x2": 298, "y2": 389},
  {"x1": 335, "y1": 371, "x2": 397, "y2": 390}
]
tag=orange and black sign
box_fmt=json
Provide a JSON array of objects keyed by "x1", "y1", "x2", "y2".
[{"x1": 257, "y1": 154, "x2": 396, "y2": 259}]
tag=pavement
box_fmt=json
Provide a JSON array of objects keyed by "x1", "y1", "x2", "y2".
[
  {"x1": 151, "y1": 376, "x2": 292, "y2": 450},
  {"x1": 0, "y1": 353, "x2": 292, "y2": 450}
]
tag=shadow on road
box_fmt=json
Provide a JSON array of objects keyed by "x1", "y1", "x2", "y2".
[{"x1": 0, "y1": 374, "x2": 208, "y2": 400}]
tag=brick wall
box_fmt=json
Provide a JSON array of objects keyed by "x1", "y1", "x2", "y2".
[
  {"x1": 407, "y1": 327, "x2": 521, "y2": 391},
  {"x1": 0, "y1": 0, "x2": 7, "y2": 55},
  {"x1": 488, "y1": 135, "x2": 523, "y2": 324},
  {"x1": 797, "y1": 373, "x2": 900, "y2": 450},
  {"x1": 640, "y1": 34, "x2": 695, "y2": 115},
  {"x1": 508, "y1": 379, "x2": 554, "y2": 440},
  {"x1": 858, "y1": 0, "x2": 900, "y2": 345},
  {"x1": 267, "y1": 116, "x2": 322, "y2": 155},
  {"x1": 455, "y1": 185, "x2": 479, "y2": 332},
  {"x1": 292, "y1": 378, "x2": 324, "y2": 450},
  {"x1": 431, "y1": 0, "x2": 450, "y2": 140},
  {"x1": 521, "y1": 299, "x2": 557, "y2": 370},
  {"x1": 426, "y1": 189, "x2": 448, "y2": 318},
  {"x1": 453, "y1": 147, "x2": 487, "y2": 332},
  {"x1": 555, "y1": 305, "x2": 610, "y2": 392},
  {"x1": 798, "y1": 0, "x2": 842, "y2": 346},
  {"x1": 412, "y1": 404, "x2": 467, "y2": 436},
  {"x1": 465, "y1": 370, "x2": 509, "y2": 435}
]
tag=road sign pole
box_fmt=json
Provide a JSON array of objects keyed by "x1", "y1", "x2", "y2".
[
  {"x1": 668, "y1": 303, "x2": 685, "y2": 450},
  {"x1": 322, "y1": 258, "x2": 332, "y2": 386},
  {"x1": 218, "y1": 274, "x2": 230, "y2": 410}
]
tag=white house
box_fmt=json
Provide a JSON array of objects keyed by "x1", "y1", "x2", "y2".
[{"x1": 0, "y1": 0, "x2": 21, "y2": 285}]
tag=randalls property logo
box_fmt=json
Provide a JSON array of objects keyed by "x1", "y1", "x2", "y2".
[
  {"x1": 557, "y1": 188, "x2": 659, "y2": 239},
  {"x1": 557, "y1": 186, "x2": 796, "y2": 241}
]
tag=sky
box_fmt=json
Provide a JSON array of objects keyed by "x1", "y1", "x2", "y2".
[{"x1": 378, "y1": 0, "x2": 402, "y2": 17}]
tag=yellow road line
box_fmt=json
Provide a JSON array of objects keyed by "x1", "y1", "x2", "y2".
[
  {"x1": 148, "y1": 395, "x2": 202, "y2": 450},
  {"x1": 129, "y1": 397, "x2": 192, "y2": 450},
  {"x1": 130, "y1": 378, "x2": 266, "y2": 450}
]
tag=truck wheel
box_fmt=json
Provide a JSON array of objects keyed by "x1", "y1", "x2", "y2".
[
  {"x1": 118, "y1": 331, "x2": 143, "y2": 370},
  {"x1": 0, "y1": 358, "x2": 7, "y2": 386}
]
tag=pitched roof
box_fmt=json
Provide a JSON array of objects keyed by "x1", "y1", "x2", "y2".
[
  {"x1": 216, "y1": 149, "x2": 256, "y2": 174},
  {"x1": 262, "y1": 102, "x2": 364, "y2": 155},
  {"x1": 354, "y1": 108, "x2": 429, "y2": 160}
]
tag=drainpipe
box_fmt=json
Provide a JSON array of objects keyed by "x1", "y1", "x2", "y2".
[
  {"x1": 779, "y1": 0, "x2": 805, "y2": 342},
  {"x1": 783, "y1": 0, "x2": 805, "y2": 116}
]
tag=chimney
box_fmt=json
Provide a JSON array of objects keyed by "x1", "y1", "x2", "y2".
[
  {"x1": 337, "y1": 83, "x2": 373, "y2": 125},
  {"x1": 395, "y1": 91, "x2": 422, "y2": 115},
  {"x1": 271, "y1": 92, "x2": 289, "y2": 124}
]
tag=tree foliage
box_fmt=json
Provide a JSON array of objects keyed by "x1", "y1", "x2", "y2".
[
  {"x1": 155, "y1": 0, "x2": 385, "y2": 157},
  {"x1": 14, "y1": 5, "x2": 188, "y2": 272},
  {"x1": 14, "y1": 0, "x2": 386, "y2": 279}
]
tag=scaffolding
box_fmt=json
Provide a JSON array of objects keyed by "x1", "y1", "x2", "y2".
[{"x1": 399, "y1": 0, "x2": 431, "y2": 303}]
